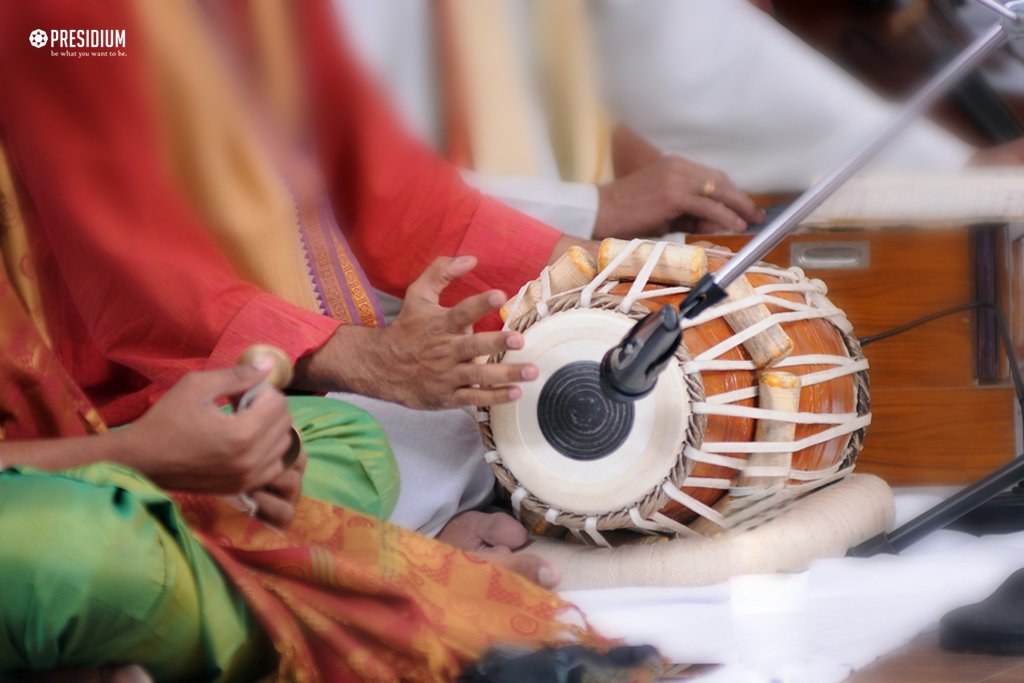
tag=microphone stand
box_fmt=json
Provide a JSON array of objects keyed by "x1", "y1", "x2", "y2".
[
  {"x1": 694, "y1": 17, "x2": 1013, "y2": 313},
  {"x1": 848, "y1": 457, "x2": 1024, "y2": 556},
  {"x1": 602, "y1": 2, "x2": 1024, "y2": 400},
  {"x1": 598, "y1": 0, "x2": 1024, "y2": 556}
]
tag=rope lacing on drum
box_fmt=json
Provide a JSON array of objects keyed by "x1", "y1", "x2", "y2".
[{"x1": 483, "y1": 238, "x2": 870, "y2": 546}]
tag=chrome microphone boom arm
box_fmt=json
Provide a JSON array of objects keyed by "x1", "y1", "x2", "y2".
[
  {"x1": 709, "y1": 21, "x2": 1012, "y2": 296},
  {"x1": 599, "y1": 1, "x2": 1024, "y2": 403}
]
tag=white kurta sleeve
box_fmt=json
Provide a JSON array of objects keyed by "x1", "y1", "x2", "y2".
[
  {"x1": 593, "y1": 0, "x2": 975, "y2": 193},
  {"x1": 460, "y1": 170, "x2": 599, "y2": 239}
]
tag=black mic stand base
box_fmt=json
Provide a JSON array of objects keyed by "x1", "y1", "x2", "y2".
[
  {"x1": 849, "y1": 453, "x2": 1024, "y2": 558},
  {"x1": 940, "y1": 568, "x2": 1024, "y2": 656},
  {"x1": 852, "y1": 452, "x2": 1024, "y2": 657},
  {"x1": 945, "y1": 483, "x2": 1024, "y2": 535}
]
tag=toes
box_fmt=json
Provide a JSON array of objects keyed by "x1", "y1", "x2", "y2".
[
  {"x1": 475, "y1": 546, "x2": 562, "y2": 588},
  {"x1": 480, "y1": 512, "x2": 530, "y2": 550},
  {"x1": 437, "y1": 510, "x2": 531, "y2": 552},
  {"x1": 500, "y1": 552, "x2": 562, "y2": 589},
  {"x1": 437, "y1": 510, "x2": 487, "y2": 550}
]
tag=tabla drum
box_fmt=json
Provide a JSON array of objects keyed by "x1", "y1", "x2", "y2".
[{"x1": 478, "y1": 238, "x2": 871, "y2": 547}]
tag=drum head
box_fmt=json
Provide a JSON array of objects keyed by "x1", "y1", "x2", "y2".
[{"x1": 491, "y1": 308, "x2": 689, "y2": 515}]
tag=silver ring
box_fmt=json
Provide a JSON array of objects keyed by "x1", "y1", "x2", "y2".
[{"x1": 237, "y1": 493, "x2": 259, "y2": 517}]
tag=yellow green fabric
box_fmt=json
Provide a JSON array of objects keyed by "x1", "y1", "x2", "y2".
[
  {"x1": 285, "y1": 396, "x2": 400, "y2": 518},
  {"x1": 0, "y1": 396, "x2": 397, "y2": 681},
  {"x1": 0, "y1": 463, "x2": 270, "y2": 682}
]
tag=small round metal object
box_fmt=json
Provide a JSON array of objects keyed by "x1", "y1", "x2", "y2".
[
  {"x1": 1005, "y1": 1, "x2": 1024, "y2": 38},
  {"x1": 237, "y1": 493, "x2": 260, "y2": 517},
  {"x1": 237, "y1": 344, "x2": 294, "y2": 389},
  {"x1": 537, "y1": 360, "x2": 635, "y2": 461},
  {"x1": 283, "y1": 427, "x2": 303, "y2": 469}
]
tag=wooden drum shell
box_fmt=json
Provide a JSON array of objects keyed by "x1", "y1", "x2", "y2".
[
  {"x1": 484, "y1": 241, "x2": 868, "y2": 541},
  {"x1": 611, "y1": 252, "x2": 858, "y2": 522}
]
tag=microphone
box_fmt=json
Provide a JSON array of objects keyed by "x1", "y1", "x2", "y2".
[{"x1": 598, "y1": 274, "x2": 727, "y2": 402}]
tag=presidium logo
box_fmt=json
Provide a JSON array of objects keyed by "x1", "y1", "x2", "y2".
[{"x1": 29, "y1": 28, "x2": 127, "y2": 57}]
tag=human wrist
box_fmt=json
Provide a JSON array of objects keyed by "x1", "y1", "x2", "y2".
[
  {"x1": 549, "y1": 234, "x2": 598, "y2": 264},
  {"x1": 594, "y1": 185, "x2": 612, "y2": 238},
  {"x1": 294, "y1": 324, "x2": 390, "y2": 397},
  {"x1": 103, "y1": 425, "x2": 150, "y2": 472},
  {"x1": 594, "y1": 183, "x2": 628, "y2": 241}
]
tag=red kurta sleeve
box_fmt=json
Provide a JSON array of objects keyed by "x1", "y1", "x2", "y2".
[
  {"x1": 0, "y1": 0, "x2": 339, "y2": 424},
  {"x1": 296, "y1": 0, "x2": 564, "y2": 328}
]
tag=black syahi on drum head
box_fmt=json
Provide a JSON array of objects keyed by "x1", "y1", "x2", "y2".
[{"x1": 537, "y1": 360, "x2": 635, "y2": 461}]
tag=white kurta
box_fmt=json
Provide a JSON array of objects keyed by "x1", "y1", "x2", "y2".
[
  {"x1": 338, "y1": 0, "x2": 976, "y2": 209},
  {"x1": 592, "y1": 0, "x2": 975, "y2": 193}
]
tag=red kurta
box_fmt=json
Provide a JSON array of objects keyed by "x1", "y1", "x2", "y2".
[{"x1": 0, "y1": 0, "x2": 562, "y2": 426}]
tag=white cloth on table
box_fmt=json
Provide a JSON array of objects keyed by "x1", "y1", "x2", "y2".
[
  {"x1": 565, "y1": 489, "x2": 1024, "y2": 682},
  {"x1": 592, "y1": 0, "x2": 976, "y2": 194},
  {"x1": 460, "y1": 170, "x2": 599, "y2": 240}
]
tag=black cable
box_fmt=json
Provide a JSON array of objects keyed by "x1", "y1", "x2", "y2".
[
  {"x1": 849, "y1": 301, "x2": 1024, "y2": 549},
  {"x1": 858, "y1": 301, "x2": 1024, "y2": 428}
]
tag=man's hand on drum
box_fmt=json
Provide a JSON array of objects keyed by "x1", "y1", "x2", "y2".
[
  {"x1": 320, "y1": 256, "x2": 538, "y2": 410},
  {"x1": 594, "y1": 154, "x2": 764, "y2": 239}
]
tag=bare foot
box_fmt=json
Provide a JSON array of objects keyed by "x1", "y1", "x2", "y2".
[
  {"x1": 438, "y1": 510, "x2": 529, "y2": 550},
  {"x1": 480, "y1": 545, "x2": 562, "y2": 589},
  {"x1": 438, "y1": 510, "x2": 562, "y2": 589}
]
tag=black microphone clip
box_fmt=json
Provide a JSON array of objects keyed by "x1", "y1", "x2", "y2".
[{"x1": 599, "y1": 273, "x2": 727, "y2": 402}]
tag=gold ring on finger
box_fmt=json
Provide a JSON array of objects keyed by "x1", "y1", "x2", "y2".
[{"x1": 700, "y1": 178, "x2": 716, "y2": 198}]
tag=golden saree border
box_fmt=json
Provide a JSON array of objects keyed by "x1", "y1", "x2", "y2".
[
  {"x1": 272, "y1": 154, "x2": 383, "y2": 328},
  {"x1": 0, "y1": 250, "x2": 105, "y2": 441},
  {"x1": 0, "y1": 143, "x2": 49, "y2": 344},
  {"x1": 176, "y1": 492, "x2": 604, "y2": 683},
  {"x1": 245, "y1": 0, "x2": 382, "y2": 327}
]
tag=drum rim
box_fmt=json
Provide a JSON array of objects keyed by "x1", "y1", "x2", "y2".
[{"x1": 481, "y1": 290, "x2": 709, "y2": 532}]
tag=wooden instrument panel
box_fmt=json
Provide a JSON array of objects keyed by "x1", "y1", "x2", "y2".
[{"x1": 709, "y1": 227, "x2": 1019, "y2": 485}]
